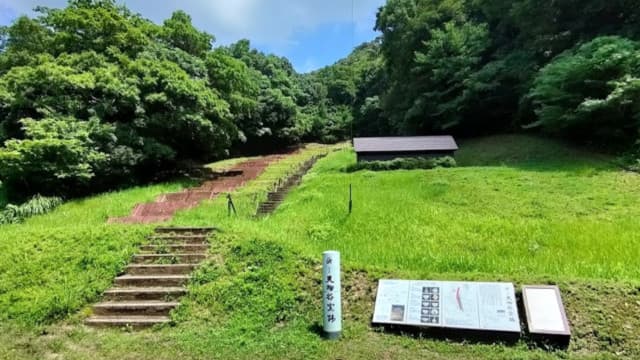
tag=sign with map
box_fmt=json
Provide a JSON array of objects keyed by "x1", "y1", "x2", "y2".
[{"x1": 372, "y1": 280, "x2": 521, "y2": 335}]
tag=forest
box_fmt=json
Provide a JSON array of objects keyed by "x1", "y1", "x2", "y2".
[{"x1": 1, "y1": 0, "x2": 639, "y2": 201}]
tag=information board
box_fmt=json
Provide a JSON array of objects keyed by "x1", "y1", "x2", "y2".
[
  {"x1": 372, "y1": 280, "x2": 521, "y2": 334},
  {"x1": 522, "y1": 285, "x2": 571, "y2": 343}
]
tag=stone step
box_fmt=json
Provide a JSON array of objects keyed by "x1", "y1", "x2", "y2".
[
  {"x1": 147, "y1": 235, "x2": 209, "y2": 245},
  {"x1": 85, "y1": 315, "x2": 171, "y2": 328},
  {"x1": 155, "y1": 227, "x2": 217, "y2": 235},
  {"x1": 114, "y1": 275, "x2": 190, "y2": 287},
  {"x1": 104, "y1": 287, "x2": 187, "y2": 301},
  {"x1": 155, "y1": 191, "x2": 217, "y2": 203},
  {"x1": 139, "y1": 244, "x2": 209, "y2": 253},
  {"x1": 108, "y1": 215, "x2": 172, "y2": 224},
  {"x1": 132, "y1": 253, "x2": 206, "y2": 264},
  {"x1": 134, "y1": 201, "x2": 198, "y2": 217},
  {"x1": 125, "y1": 264, "x2": 197, "y2": 275},
  {"x1": 92, "y1": 301, "x2": 180, "y2": 316}
]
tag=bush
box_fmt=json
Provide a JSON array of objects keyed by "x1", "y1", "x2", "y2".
[
  {"x1": 345, "y1": 156, "x2": 457, "y2": 172},
  {"x1": 529, "y1": 36, "x2": 640, "y2": 147},
  {"x1": 0, "y1": 195, "x2": 63, "y2": 224},
  {"x1": 0, "y1": 117, "x2": 112, "y2": 197}
]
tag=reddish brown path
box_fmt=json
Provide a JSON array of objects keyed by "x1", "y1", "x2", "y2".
[{"x1": 109, "y1": 155, "x2": 285, "y2": 224}]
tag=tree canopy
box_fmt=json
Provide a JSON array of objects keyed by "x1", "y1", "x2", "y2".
[
  {"x1": 1, "y1": 0, "x2": 640, "y2": 199},
  {"x1": 0, "y1": 1, "x2": 327, "y2": 198}
]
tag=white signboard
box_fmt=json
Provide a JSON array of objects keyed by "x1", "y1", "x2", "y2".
[
  {"x1": 522, "y1": 285, "x2": 570, "y2": 339},
  {"x1": 372, "y1": 280, "x2": 520, "y2": 334}
]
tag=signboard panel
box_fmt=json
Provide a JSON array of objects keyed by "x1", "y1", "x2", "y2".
[
  {"x1": 522, "y1": 285, "x2": 571, "y2": 343},
  {"x1": 373, "y1": 280, "x2": 520, "y2": 334}
]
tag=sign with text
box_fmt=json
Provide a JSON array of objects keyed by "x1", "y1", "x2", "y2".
[
  {"x1": 322, "y1": 251, "x2": 341, "y2": 339},
  {"x1": 372, "y1": 280, "x2": 521, "y2": 334}
]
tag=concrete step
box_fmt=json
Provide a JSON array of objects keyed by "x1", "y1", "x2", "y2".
[
  {"x1": 147, "y1": 235, "x2": 209, "y2": 245},
  {"x1": 148, "y1": 236, "x2": 209, "y2": 245},
  {"x1": 134, "y1": 201, "x2": 198, "y2": 217},
  {"x1": 114, "y1": 275, "x2": 190, "y2": 287},
  {"x1": 92, "y1": 301, "x2": 180, "y2": 316},
  {"x1": 125, "y1": 264, "x2": 197, "y2": 275},
  {"x1": 104, "y1": 287, "x2": 187, "y2": 301},
  {"x1": 85, "y1": 315, "x2": 171, "y2": 328},
  {"x1": 155, "y1": 227, "x2": 216, "y2": 235},
  {"x1": 139, "y1": 244, "x2": 209, "y2": 253},
  {"x1": 156, "y1": 192, "x2": 190, "y2": 202},
  {"x1": 132, "y1": 253, "x2": 206, "y2": 264},
  {"x1": 108, "y1": 215, "x2": 172, "y2": 224}
]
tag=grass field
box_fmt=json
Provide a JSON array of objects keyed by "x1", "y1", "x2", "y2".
[
  {"x1": 176, "y1": 135, "x2": 639, "y2": 281},
  {"x1": 0, "y1": 180, "x2": 194, "y2": 326},
  {"x1": 1, "y1": 135, "x2": 639, "y2": 359}
]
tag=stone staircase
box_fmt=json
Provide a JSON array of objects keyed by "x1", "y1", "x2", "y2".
[
  {"x1": 108, "y1": 155, "x2": 286, "y2": 224},
  {"x1": 256, "y1": 154, "x2": 326, "y2": 216},
  {"x1": 85, "y1": 227, "x2": 215, "y2": 328}
]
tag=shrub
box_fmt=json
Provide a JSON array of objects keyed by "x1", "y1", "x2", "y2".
[
  {"x1": 345, "y1": 156, "x2": 457, "y2": 172},
  {"x1": 0, "y1": 195, "x2": 63, "y2": 224},
  {"x1": 0, "y1": 117, "x2": 112, "y2": 197},
  {"x1": 529, "y1": 36, "x2": 640, "y2": 147}
]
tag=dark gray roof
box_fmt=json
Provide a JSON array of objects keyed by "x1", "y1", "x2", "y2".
[{"x1": 353, "y1": 136, "x2": 458, "y2": 153}]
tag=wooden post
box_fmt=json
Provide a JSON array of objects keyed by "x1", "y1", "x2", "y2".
[{"x1": 348, "y1": 184, "x2": 353, "y2": 214}]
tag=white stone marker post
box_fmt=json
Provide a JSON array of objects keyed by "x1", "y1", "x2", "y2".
[{"x1": 322, "y1": 250, "x2": 342, "y2": 340}]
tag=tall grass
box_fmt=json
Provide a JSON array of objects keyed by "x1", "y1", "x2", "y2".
[
  {"x1": 175, "y1": 136, "x2": 640, "y2": 281},
  {"x1": 0, "y1": 180, "x2": 192, "y2": 326},
  {"x1": 0, "y1": 195, "x2": 64, "y2": 225}
]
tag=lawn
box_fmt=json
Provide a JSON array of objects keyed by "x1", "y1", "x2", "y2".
[
  {"x1": 176, "y1": 135, "x2": 639, "y2": 281},
  {"x1": 0, "y1": 180, "x2": 194, "y2": 326},
  {"x1": 1, "y1": 135, "x2": 639, "y2": 359}
]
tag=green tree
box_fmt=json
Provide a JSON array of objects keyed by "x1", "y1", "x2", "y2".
[
  {"x1": 162, "y1": 11, "x2": 213, "y2": 57},
  {"x1": 529, "y1": 36, "x2": 640, "y2": 146},
  {"x1": 0, "y1": 117, "x2": 113, "y2": 196}
]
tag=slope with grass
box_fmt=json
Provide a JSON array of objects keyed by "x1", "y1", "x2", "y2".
[
  {"x1": 0, "y1": 180, "x2": 194, "y2": 326},
  {"x1": 177, "y1": 135, "x2": 638, "y2": 281},
  {"x1": 2, "y1": 136, "x2": 640, "y2": 359}
]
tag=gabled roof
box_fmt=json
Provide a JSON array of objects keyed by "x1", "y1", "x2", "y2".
[{"x1": 353, "y1": 136, "x2": 458, "y2": 153}]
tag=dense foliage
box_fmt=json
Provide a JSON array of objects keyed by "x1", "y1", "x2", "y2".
[
  {"x1": 2, "y1": 0, "x2": 640, "y2": 199},
  {"x1": 365, "y1": 0, "x2": 640, "y2": 145},
  {"x1": 0, "y1": 1, "x2": 325, "y2": 199},
  {"x1": 303, "y1": 0, "x2": 640, "y2": 154},
  {"x1": 0, "y1": 195, "x2": 63, "y2": 224},
  {"x1": 530, "y1": 36, "x2": 640, "y2": 146},
  {"x1": 345, "y1": 156, "x2": 456, "y2": 172}
]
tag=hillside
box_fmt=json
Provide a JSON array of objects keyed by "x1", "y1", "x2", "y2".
[{"x1": 1, "y1": 135, "x2": 639, "y2": 359}]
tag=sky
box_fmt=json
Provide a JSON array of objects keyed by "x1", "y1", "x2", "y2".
[{"x1": 0, "y1": 0, "x2": 386, "y2": 73}]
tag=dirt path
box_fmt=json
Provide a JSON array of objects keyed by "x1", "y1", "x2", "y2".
[{"x1": 108, "y1": 155, "x2": 285, "y2": 224}]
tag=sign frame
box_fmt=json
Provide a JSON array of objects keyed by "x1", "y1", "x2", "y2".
[{"x1": 522, "y1": 285, "x2": 571, "y2": 344}]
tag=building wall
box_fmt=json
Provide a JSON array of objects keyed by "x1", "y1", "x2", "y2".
[{"x1": 356, "y1": 151, "x2": 455, "y2": 162}]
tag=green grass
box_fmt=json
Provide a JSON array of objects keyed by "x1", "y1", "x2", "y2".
[
  {"x1": 206, "y1": 156, "x2": 255, "y2": 172},
  {"x1": 0, "y1": 179, "x2": 196, "y2": 326},
  {"x1": 177, "y1": 136, "x2": 639, "y2": 281},
  {"x1": 1, "y1": 136, "x2": 640, "y2": 359}
]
